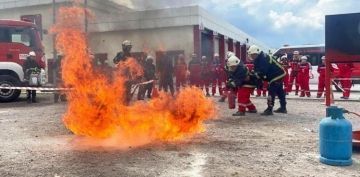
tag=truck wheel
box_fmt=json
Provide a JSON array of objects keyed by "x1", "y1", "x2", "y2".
[{"x1": 0, "y1": 75, "x2": 21, "y2": 102}]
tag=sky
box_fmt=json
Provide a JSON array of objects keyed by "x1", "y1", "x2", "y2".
[
  {"x1": 199, "y1": 0, "x2": 360, "y2": 49},
  {"x1": 112, "y1": 0, "x2": 360, "y2": 49}
]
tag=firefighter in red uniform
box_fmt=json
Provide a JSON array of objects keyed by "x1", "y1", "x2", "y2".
[
  {"x1": 200, "y1": 56, "x2": 211, "y2": 96},
  {"x1": 288, "y1": 51, "x2": 301, "y2": 95},
  {"x1": 317, "y1": 56, "x2": 334, "y2": 98},
  {"x1": 338, "y1": 63, "x2": 353, "y2": 99},
  {"x1": 226, "y1": 55, "x2": 257, "y2": 116},
  {"x1": 298, "y1": 56, "x2": 312, "y2": 97},
  {"x1": 174, "y1": 54, "x2": 187, "y2": 92},
  {"x1": 188, "y1": 54, "x2": 201, "y2": 88},
  {"x1": 211, "y1": 53, "x2": 223, "y2": 96},
  {"x1": 280, "y1": 55, "x2": 290, "y2": 94}
]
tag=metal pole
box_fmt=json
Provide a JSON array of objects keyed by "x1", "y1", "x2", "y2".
[
  {"x1": 84, "y1": 0, "x2": 88, "y2": 33},
  {"x1": 52, "y1": 0, "x2": 57, "y2": 85}
]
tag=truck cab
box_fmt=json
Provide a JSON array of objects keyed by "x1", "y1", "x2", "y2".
[{"x1": 0, "y1": 19, "x2": 45, "y2": 102}]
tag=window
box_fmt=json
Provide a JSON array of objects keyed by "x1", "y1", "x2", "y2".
[
  {"x1": 10, "y1": 28, "x2": 33, "y2": 47},
  {"x1": 0, "y1": 28, "x2": 10, "y2": 42}
]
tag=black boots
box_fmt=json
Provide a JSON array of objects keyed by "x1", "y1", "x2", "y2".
[
  {"x1": 232, "y1": 111, "x2": 246, "y2": 116},
  {"x1": 261, "y1": 108, "x2": 274, "y2": 116},
  {"x1": 274, "y1": 107, "x2": 287, "y2": 114}
]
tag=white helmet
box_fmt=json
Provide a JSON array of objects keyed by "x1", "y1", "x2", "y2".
[
  {"x1": 226, "y1": 51, "x2": 235, "y2": 59},
  {"x1": 293, "y1": 51, "x2": 300, "y2": 55},
  {"x1": 301, "y1": 56, "x2": 308, "y2": 60},
  {"x1": 28, "y1": 51, "x2": 36, "y2": 57},
  {"x1": 214, "y1": 53, "x2": 219, "y2": 57},
  {"x1": 122, "y1": 40, "x2": 132, "y2": 46},
  {"x1": 227, "y1": 56, "x2": 241, "y2": 67},
  {"x1": 321, "y1": 56, "x2": 326, "y2": 60},
  {"x1": 248, "y1": 45, "x2": 260, "y2": 55},
  {"x1": 201, "y1": 56, "x2": 207, "y2": 60},
  {"x1": 281, "y1": 55, "x2": 287, "y2": 60}
]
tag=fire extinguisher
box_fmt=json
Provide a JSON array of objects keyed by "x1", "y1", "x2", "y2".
[{"x1": 228, "y1": 88, "x2": 236, "y2": 109}]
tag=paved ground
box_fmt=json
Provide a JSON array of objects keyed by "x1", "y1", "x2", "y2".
[{"x1": 0, "y1": 93, "x2": 360, "y2": 177}]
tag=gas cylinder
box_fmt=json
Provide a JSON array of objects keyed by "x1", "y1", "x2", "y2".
[
  {"x1": 228, "y1": 90, "x2": 236, "y2": 109},
  {"x1": 319, "y1": 106, "x2": 353, "y2": 166}
]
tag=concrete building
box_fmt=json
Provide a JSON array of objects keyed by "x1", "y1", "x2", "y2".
[{"x1": 0, "y1": 0, "x2": 271, "y2": 70}]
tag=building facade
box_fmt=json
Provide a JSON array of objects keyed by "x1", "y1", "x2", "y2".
[{"x1": 0, "y1": 0, "x2": 272, "y2": 71}]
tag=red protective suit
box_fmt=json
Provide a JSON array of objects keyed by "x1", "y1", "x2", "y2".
[
  {"x1": 200, "y1": 59, "x2": 211, "y2": 95},
  {"x1": 174, "y1": 62, "x2": 187, "y2": 91},
  {"x1": 288, "y1": 60, "x2": 300, "y2": 94},
  {"x1": 338, "y1": 63, "x2": 353, "y2": 98},
  {"x1": 298, "y1": 62, "x2": 311, "y2": 97},
  {"x1": 238, "y1": 87, "x2": 256, "y2": 112},
  {"x1": 188, "y1": 59, "x2": 201, "y2": 87},
  {"x1": 280, "y1": 60, "x2": 290, "y2": 93},
  {"x1": 211, "y1": 59, "x2": 225, "y2": 96},
  {"x1": 256, "y1": 81, "x2": 268, "y2": 97}
]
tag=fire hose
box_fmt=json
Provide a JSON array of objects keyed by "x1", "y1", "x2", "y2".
[{"x1": 343, "y1": 109, "x2": 360, "y2": 117}]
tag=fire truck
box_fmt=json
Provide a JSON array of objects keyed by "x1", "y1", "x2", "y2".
[{"x1": 0, "y1": 19, "x2": 46, "y2": 102}]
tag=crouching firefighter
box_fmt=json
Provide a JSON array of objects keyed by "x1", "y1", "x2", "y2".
[
  {"x1": 248, "y1": 45, "x2": 287, "y2": 116},
  {"x1": 226, "y1": 55, "x2": 257, "y2": 116}
]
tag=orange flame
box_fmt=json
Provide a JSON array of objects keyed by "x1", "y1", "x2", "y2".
[{"x1": 52, "y1": 6, "x2": 216, "y2": 148}]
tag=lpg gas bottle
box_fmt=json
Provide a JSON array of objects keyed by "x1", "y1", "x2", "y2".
[{"x1": 319, "y1": 106, "x2": 352, "y2": 166}]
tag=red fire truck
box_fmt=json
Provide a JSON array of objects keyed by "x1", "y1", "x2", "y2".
[{"x1": 0, "y1": 19, "x2": 46, "y2": 102}]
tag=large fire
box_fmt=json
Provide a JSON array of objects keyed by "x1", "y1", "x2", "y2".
[{"x1": 52, "y1": 6, "x2": 215, "y2": 147}]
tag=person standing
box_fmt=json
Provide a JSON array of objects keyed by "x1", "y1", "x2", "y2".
[
  {"x1": 23, "y1": 51, "x2": 41, "y2": 103},
  {"x1": 174, "y1": 54, "x2": 187, "y2": 92},
  {"x1": 288, "y1": 51, "x2": 301, "y2": 95},
  {"x1": 158, "y1": 52, "x2": 175, "y2": 96},
  {"x1": 211, "y1": 53, "x2": 223, "y2": 96},
  {"x1": 280, "y1": 55, "x2": 290, "y2": 94},
  {"x1": 298, "y1": 56, "x2": 312, "y2": 97},
  {"x1": 226, "y1": 55, "x2": 257, "y2": 116},
  {"x1": 113, "y1": 40, "x2": 135, "y2": 104},
  {"x1": 338, "y1": 63, "x2": 354, "y2": 99},
  {"x1": 188, "y1": 54, "x2": 201, "y2": 88},
  {"x1": 200, "y1": 56, "x2": 211, "y2": 96},
  {"x1": 317, "y1": 56, "x2": 335, "y2": 98},
  {"x1": 248, "y1": 45, "x2": 287, "y2": 116},
  {"x1": 143, "y1": 56, "x2": 156, "y2": 98}
]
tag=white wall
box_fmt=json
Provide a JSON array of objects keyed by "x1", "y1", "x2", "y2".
[{"x1": 89, "y1": 26, "x2": 194, "y2": 65}]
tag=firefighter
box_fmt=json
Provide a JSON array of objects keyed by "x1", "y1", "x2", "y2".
[
  {"x1": 113, "y1": 40, "x2": 135, "y2": 104},
  {"x1": 338, "y1": 63, "x2": 354, "y2": 99},
  {"x1": 174, "y1": 54, "x2": 187, "y2": 92},
  {"x1": 218, "y1": 52, "x2": 236, "y2": 102},
  {"x1": 143, "y1": 56, "x2": 156, "y2": 98},
  {"x1": 188, "y1": 54, "x2": 201, "y2": 88},
  {"x1": 158, "y1": 51, "x2": 175, "y2": 96},
  {"x1": 200, "y1": 56, "x2": 211, "y2": 96},
  {"x1": 23, "y1": 51, "x2": 41, "y2": 103},
  {"x1": 113, "y1": 40, "x2": 132, "y2": 64},
  {"x1": 280, "y1": 55, "x2": 290, "y2": 94},
  {"x1": 248, "y1": 45, "x2": 287, "y2": 116},
  {"x1": 298, "y1": 56, "x2": 312, "y2": 97},
  {"x1": 211, "y1": 53, "x2": 223, "y2": 96},
  {"x1": 226, "y1": 55, "x2": 257, "y2": 116},
  {"x1": 288, "y1": 51, "x2": 301, "y2": 95}
]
